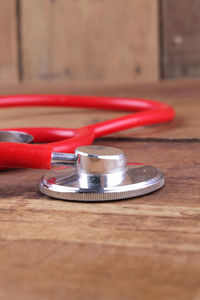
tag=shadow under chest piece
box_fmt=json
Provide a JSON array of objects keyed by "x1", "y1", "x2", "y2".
[{"x1": 40, "y1": 145, "x2": 164, "y2": 202}]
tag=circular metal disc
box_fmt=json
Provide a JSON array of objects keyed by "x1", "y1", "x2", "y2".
[{"x1": 39, "y1": 164, "x2": 164, "y2": 202}]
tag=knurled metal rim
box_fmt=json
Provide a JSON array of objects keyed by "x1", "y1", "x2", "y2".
[{"x1": 39, "y1": 165, "x2": 165, "y2": 202}]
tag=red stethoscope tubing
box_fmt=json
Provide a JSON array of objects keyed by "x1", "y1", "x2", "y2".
[{"x1": 0, "y1": 95, "x2": 175, "y2": 169}]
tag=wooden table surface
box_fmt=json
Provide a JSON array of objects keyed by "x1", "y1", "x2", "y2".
[{"x1": 0, "y1": 80, "x2": 199, "y2": 300}]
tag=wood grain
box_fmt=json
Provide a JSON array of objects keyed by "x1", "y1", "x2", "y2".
[
  {"x1": 0, "y1": 141, "x2": 200, "y2": 300},
  {"x1": 20, "y1": 0, "x2": 159, "y2": 82},
  {"x1": 0, "y1": 0, "x2": 19, "y2": 83},
  {"x1": 0, "y1": 81, "x2": 199, "y2": 300},
  {"x1": 161, "y1": 0, "x2": 200, "y2": 79}
]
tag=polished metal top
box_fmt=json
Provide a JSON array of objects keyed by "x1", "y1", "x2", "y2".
[
  {"x1": 75, "y1": 145, "x2": 126, "y2": 175},
  {"x1": 40, "y1": 145, "x2": 165, "y2": 202}
]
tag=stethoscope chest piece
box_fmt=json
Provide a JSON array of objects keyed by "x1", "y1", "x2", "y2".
[{"x1": 39, "y1": 145, "x2": 165, "y2": 202}]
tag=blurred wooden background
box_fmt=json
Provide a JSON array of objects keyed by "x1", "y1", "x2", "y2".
[{"x1": 0, "y1": 0, "x2": 199, "y2": 84}]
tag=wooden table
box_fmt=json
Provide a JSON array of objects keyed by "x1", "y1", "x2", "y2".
[{"x1": 0, "y1": 80, "x2": 199, "y2": 300}]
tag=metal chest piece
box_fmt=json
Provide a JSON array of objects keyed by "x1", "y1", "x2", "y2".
[{"x1": 40, "y1": 145, "x2": 164, "y2": 201}]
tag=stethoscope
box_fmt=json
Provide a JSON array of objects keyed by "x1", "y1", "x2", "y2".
[{"x1": 0, "y1": 95, "x2": 174, "y2": 201}]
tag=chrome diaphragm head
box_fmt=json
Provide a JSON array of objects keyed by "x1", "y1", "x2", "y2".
[{"x1": 40, "y1": 145, "x2": 164, "y2": 202}]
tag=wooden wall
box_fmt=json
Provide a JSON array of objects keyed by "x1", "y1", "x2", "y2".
[
  {"x1": 0, "y1": 0, "x2": 198, "y2": 84},
  {"x1": 0, "y1": 0, "x2": 18, "y2": 83},
  {"x1": 161, "y1": 0, "x2": 200, "y2": 79}
]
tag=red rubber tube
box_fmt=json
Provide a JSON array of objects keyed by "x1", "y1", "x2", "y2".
[{"x1": 0, "y1": 95, "x2": 175, "y2": 169}]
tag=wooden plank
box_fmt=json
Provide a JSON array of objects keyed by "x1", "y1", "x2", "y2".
[
  {"x1": 0, "y1": 141, "x2": 199, "y2": 300},
  {"x1": 0, "y1": 0, "x2": 19, "y2": 83},
  {"x1": 0, "y1": 241, "x2": 200, "y2": 300},
  {"x1": 161, "y1": 0, "x2": 200, "y2": 78},
  {"x1": 20, "y1": 0, "x2": 159, "y2": 82},
  {"x1": 0, "y1": 80, "x2": 199, "y2": 139},
  {"x1": 0, "y1": 81, "x2": 199, "y2": 299}
]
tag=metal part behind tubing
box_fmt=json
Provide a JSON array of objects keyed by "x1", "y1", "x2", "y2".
[{"x1": 51, "y1": 152, "x2": 76, "y2": 166}]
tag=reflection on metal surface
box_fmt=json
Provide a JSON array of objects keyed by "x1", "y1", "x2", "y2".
[
  {"x1": 40, "y1": 145, "x2": 164, "y2": 202},
  {"x1": 0, "y1": 131, "x2": 33, "y2": 143}
]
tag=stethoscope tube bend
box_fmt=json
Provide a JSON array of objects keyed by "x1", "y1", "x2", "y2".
[{"x1": 0, "y1": 95, "x2": 175, "y2": 169}]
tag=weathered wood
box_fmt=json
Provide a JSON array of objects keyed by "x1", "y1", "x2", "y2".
[
  {"x1": 0, "y1": 0, "x2": 19, "y2": 83},
  {"x1": 0, "y1": 141, "x2": 199, "y2": 300},
  {"x1": 161, "y1": 0, "x2": 200, "y2": 79},
  {"x1": 20, "y1": 0, "x2": 159, "y2": 82},
  {"x1": 0, "y1": 80, "x2": 199, "y2": 139},
  {"x1": 0, "y1": 81, "x2": 199, "y2": 300}
]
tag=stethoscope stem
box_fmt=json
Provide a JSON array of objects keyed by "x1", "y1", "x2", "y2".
[{"x1": 51, "y1": 152, "x2": 76, "y2": 166}]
